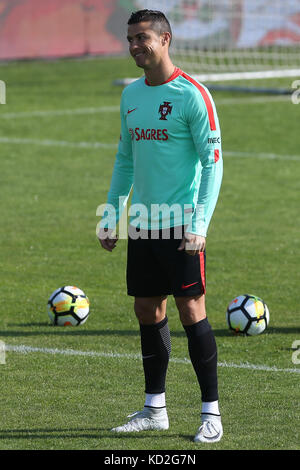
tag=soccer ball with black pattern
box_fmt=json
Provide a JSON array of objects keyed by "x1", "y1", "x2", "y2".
[
  {"x1": 47, "y1": 286, "x2": 90, "y2": 326},
  {"x1": 226, "y1": 294, "x2": 269, "y2": 336}
]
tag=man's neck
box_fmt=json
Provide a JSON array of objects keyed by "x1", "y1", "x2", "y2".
[{"x1": 144, "y1": 60, "x2": 175, "y2": 86}]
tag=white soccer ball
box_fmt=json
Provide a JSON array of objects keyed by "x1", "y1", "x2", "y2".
[
  {"x1": 47, "y1": 286, "x2": 90, "y2": 326},
  {"x1": 226, "y1": 294, "x2": 269, "y2": 336}
]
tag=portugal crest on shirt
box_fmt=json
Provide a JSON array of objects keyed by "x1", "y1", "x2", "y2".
[{"x1": 158, "y1": 101, "x2": 172, "y2": 120}]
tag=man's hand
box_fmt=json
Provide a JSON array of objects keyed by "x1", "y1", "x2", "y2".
[
  {"x1": 177, "y1": 232, "x2": 206, "y2": 256},
  {"x1": 98, "y1": 227, "x2": 118, "y2": 252}
]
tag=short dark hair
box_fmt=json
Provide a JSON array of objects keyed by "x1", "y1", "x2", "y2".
[{"x1": 127, "y1": 9, "x2": 172, "y2": 46}]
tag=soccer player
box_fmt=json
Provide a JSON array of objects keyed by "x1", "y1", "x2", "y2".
[{"x1": 98, "y1": 9, "x2": 223, "y2": 443}]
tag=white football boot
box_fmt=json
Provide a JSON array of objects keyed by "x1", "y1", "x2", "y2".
[
  {"x1": 194, "y1": 414, "x2": 223, "y2": 443},
  {"x1": 111, "y1": 407, "x2": 169, "y2": 433}
]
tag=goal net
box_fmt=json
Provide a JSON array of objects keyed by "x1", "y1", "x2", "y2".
[{"x1": 120, "y1": 0, "x2": 300, "y2": 88}]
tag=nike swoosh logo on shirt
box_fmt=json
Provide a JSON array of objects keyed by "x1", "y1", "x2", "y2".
[
  {"x1": 181, "y1": 282, "x2": 198, "y2": 289},
  {"x1": 127, "y1": 107, "x2": 137, "y2": 114}
]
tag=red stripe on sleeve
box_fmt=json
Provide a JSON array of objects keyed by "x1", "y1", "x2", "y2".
[
  {"x1": 180, "y1": 71, "x2": 216, "y2": 131},
  {"x1": 214, "y1": 149, "x2": 219, "y2": 163}
]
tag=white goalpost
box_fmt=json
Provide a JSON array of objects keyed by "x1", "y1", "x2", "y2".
[{"x1": 115, "y1": 0, "x2": 300, "y2": 92}]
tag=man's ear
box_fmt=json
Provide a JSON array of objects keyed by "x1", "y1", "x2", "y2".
[{"x1": 161, "y1": 31, "x2": 171, "y2": 47}]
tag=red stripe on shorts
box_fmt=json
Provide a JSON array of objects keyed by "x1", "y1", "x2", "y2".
[{"x1": 199, "y1": 252, "x2": 206, "y2": 294}]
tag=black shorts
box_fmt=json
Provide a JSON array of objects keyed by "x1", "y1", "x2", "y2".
[{"x1": 126, "y1": 226, "x2": 206, "y2": 297}]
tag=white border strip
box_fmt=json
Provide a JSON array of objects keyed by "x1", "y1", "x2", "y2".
[
  {"x1": 194, "y1": 69, "x2": 300, "y2": 82},
  {"x1": 114, "y1": 70, "x2": 300, "y2": 85},
  {"x1": 5, "y1": 344, "x2": 300, "y2": 374}
]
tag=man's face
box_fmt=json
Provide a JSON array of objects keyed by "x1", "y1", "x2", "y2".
[{"x1": 127, "y1": 21, "x2": 167, "y2": 70}]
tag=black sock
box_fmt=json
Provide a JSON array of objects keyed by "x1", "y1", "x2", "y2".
[
  {"x1": 139, "y1": 316, "x2": 171, "y2": 394},
  {"x1": 183, "y1": 317, "x2": 218, "y2": 402}
]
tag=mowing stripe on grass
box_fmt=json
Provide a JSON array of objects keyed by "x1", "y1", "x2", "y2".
[
  {"x1": 1, "y1": 136, "x2": 300, "y2": 162},
  {"x1": 5, "y1": 344, "x2": 300, "y2": 374}
]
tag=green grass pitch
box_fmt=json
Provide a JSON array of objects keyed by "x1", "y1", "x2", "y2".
[{"x1": 0, "y1": 57, "x2": 299, "y2": 450}]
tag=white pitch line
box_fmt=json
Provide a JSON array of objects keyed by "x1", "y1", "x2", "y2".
[
  {"x1": 0, "y1": 106, "x2": 120, "y2": 119},
  {"x1": 0, "y1": 96, "x2": 290, "y2": 120},
  {"x1": 224, "y1": 150, "x2": 300, "y2": 162},
  {"x1": 216, "y1": 95, "x2": 291, "y2": 106},
  {"x1": 5, "y1": 344, "x2": 300, "y2": 374},
  {"x1": 0, "y1": 136, "x2": 117, "y2": 149},
  {"x1": 1, "y1": 136, "x2": 299, "y2": 161}
]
